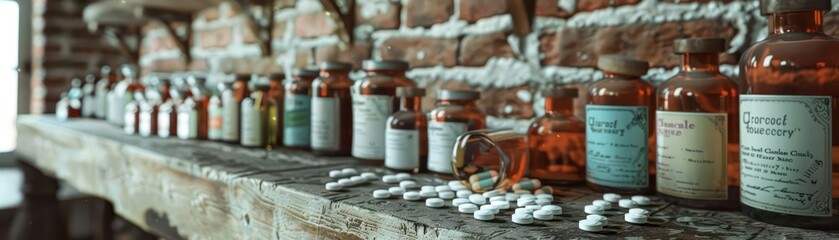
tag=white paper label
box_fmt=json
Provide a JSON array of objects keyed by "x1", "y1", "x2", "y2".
[
  {"x1": 124, "y1": 111, "x2": 136, "y2": 134},
  {"x1": 177, "y1": 110, "x2": 197, "y2": 140},
  {"x1": 311, "y1": 96, "x2": 340, "y2": 151},
  {"x1": 284, "y1": 93, "x2": 312, "y2": 147},
  {"x1": 351, "y1": 94, "x2": 394, "y2": 160},
  {"x1": 656, "y1": 111, "x2": 728, "y2": 200},
  {"x1": 139, "y1": 111, "x2": 152, "y2": 137},
  {"x1": 740, "y1": 94, "x2": 832, "y2": 217},
  {"x1": 222, "y1": 91, "x2": 240, "y2": 142},
  {"x1": 158, "y1": 112, "x2": 171, "y2": 138},
  {"x1": 427, "y1": 121, "x2": 467, "y2": 173},
  {"x1": 385, "y1": 127, "x2": 420, "y2": 170},
  {"x1": 208, "y1": 101, "x2": 223, "y2": 140},
  {"x1": 241, "y1": 100, "x2": 263, "y2": 147}
]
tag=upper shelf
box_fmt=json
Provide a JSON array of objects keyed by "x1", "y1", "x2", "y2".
[
  {"x1": 83, "y1": 1, "x2": 149, "y2": 26},
  {"x1": 119, "y1": 0, "x2": 223, "y2": 12}
]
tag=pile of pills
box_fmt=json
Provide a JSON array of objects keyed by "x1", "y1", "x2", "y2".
[{"x1": 578, "y1": 193, "x2": 656, "y2": 233}]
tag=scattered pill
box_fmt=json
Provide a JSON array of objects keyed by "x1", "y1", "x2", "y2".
[
  {"x1": 457, "y1": 190, "x2": 473, "y2": 198},
  {"x1": 403, "y1": 191, "x2": 421, "y2": 201},
  {"x1": 578, "y1": 219, "x2": 604, "y2": 232},
  {"x1": 512, "y1": 179, "x2": 542, "y2": 191},
  {"x1": 534, "y1": 186, "x2": 554, "y2": 195},
  {"x1": 468, "y1": 170, "x2": 498, "y2": 183},
  {"x1": 426, "y1": 198, "x2": 444, "y2": 208},
  {"x1": 515, "y1": 208, "x2": 534, "y2": 215},
  {"x1": 400, "y1": 181, "x2": 418, "y2": 189},
  {"x1": 395, "y1": 173, "x2": 411, "y2": 181},
  {"x1": 533, "y1": 209, "x2": 554, "y2": 220},
  {"x1": 450, "y1": 184, "x2": 467, "y2": 191},
  {"x1": 517, "y1": 198, "x2": 536, "y2": 207},
  {"x1": 435, "y1": 185, "x2": 452, "y2": 192},
  {"x1": 338, "y1": 178, "x2": 354, "y2": 186},
  {"x1": 505, "y1": 193, "x2": 520, "y2": 201},
  {"x1": 535, "y1": 199, "x2": 551, "y2": 206},
  {"x1": 490, "y1": 201, "x2": 510, "y2": 209},
  {"x1": 629, "y1": 208, "x2": 651, "y2": 216},
  {"x1": 373, "y1": 189, "x2": 391, "y2": 199},
  {"x1": 584, "y1": 205, "x2": 605, "y2": 215},
  {"x1": 535, "y1": 194, "x2": 553, "y2": 201},
  {"x1": 603, "y1": 193, "x2": 622, "y2": 203},
  {"x1": 512, "y1": 213, "x2": 534, "y2": 225},
  {"x1": 525, "y1": 205, "x2": 542, "y2": 211},
  {"x1": 519, "y1": 194, "x2": 536, "y2": 200},
  {"x1": 342, "y1": 168, "x2": 358, "y2": 176},
  {"x1": 624, "y1": 213, "x2": 648, "y2": 224},
  {"x1": 382, "y1": 175, "x2": 399, "y2": 183},
  {"x1": 473, "y1": 209, "x2": 495, "y2": 221},
  {"x1": 361, "y1": 172, "x2": 378, "y2": 180},
  {"x1": 480, "y1": 205, "x2": 500, "y2": 214},
  {"x1": 351, "y1": 176, "x2": 366, "y2": 184},
  {"x1": 421, "y1": 185, "x2": 436, "y2": 192},
  {"x1": 388, "y1": 187, "x2": 405, "y2": 195},
  {"x1": 587, "y1": 214, "x2": 608, "y2": 224},
  {"x1": 469, "y1": 194, "x2": 487, "y2": 205},
  {"x1": 631, "y1": 195, "x2": 651, "y2": 206},
  {"x1": 482, "y1": 190, "x2": 502, "y2": 198},
  {"x1": 438, "y1": 191, "x2": 455, "y2": 200},
  {"x1": 489, "y1": 196, "x2": 506, "y2": 203},
  {"x1": 325, "y1": 182, "x2": 342, "y2": 191},
  {"x1": 470, "y1": 177, "x2": 497, "y2": 191},
  {"x1": 420, "y1": 189, "x2": 437, "y2": 198},
  {"x1": 452, "y1": 198, "x2": 470, "y2": 206},
  {"x1": 619, "y1": 199, "x2": 638, "y2": 208},
  {"x1": 542, "y1": 205, "x2": 562, "y2": 215},
  {"x1": 592, "y1": 200, "x2": 612, "y2": 210},
  {"x1": 329, "y1": 170, "x2": 344, "y2": 178},
  {"x1": 459, "y1": 203, "x2": 478, "y2": 213}
]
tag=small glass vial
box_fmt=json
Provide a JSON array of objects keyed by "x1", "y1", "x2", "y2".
[
  {"x1": 94, "y1": 65, "x2": 116, "y2": 119},
  {"x1": 177, "y1": 76, "x2": 210, "y2": 140},
  {"x1": 267, "y1": 73, "x2": 285, "y2": 146},
  {"x1": 81, "y1": 74, "x2": 97, "y2": 118},
  {"x1": 56, "y1": 92, "x2": 80, "y2": 120},
  {"x1": 158, "y1": 78, "x2": 183, "y2": 138},
  {"x1": 385, "y1": 87, "x2": 428, "y2": 173},
  {"x1": 656, "y1": 38, "x2": 740, "y2": 210},
  {"x1": 585, "y1": 55, "x2": 655, "y2": 194},
  {"x1": 284, "y1": 68, "x2": 318, "y2": 149},
  {"x1": 222, "y1": 74, "x2": 251, "y2": 143},
  {"x1": 739, "y1": 0, "x2": 838, "y2": 229},
  {"x1": 428, "y1": 90, "x2": 486, "y2": 175},
  {"x1": 311, "y1": 61, "x2": 353, "y2": 156},
  {"x1": 241, "y1": 82, "x2": 279, "y2": 149},
  {"x1": 207, "y1": 82, "x2": 226, "y2": 141},
  {"x1": 352, "y1": 60, "x2": 416, "y2": 161},
  {"x1": 452, "y1": 130, "x2": 529, "y2": 192},
  {"x1": 108, "y1": 65, "x2": 144, "y2": 126},
  {"x1": 67, "y1": 78, "x2": 84, "y2": 119},
  {"x1": 527, "y1": 87, "x2": 586, "y2": 185}
]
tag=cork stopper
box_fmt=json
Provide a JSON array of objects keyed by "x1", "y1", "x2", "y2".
[
  {"x1": 542, "y1": 87, "x2": 578, "y2": 98},
  {"x1": 292, "y1": 68, "x2": 320, "y2": 78},
  {"x1": 673, "y1": 38, "x2": 726, "y2": 54},
  {"x1": 320, "y1": 61, "x2": 353, "y2": 71},
  {"x1": 363, "y1": 60, "x2": 409, "y2": 71},
  {"x1": 396, "y1": 87, "x2": 426, "y2": 97},
  {"x1": 761, "y1": 0, "x2": 830, "y2": 14},
  {"x1": 438, "y1": 90, "x2": 480, "y2": 100},
  {"x1": 596, "y1": 55, "x2": 649, "y2": 77}
]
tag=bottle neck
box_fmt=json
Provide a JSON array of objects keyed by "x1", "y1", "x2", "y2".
[
  {"x1": 770, "y1": 11, "x2": 823, "y2": 35},
  {"x1": 681, "y1": 53, "x2": 720, "y2": 72},
  {"x1": 401, "y1": 96, "x2": 422, "y2": 111},
  {"x1": 544, "y1": 97, "x2": 574, "y2": 116}
]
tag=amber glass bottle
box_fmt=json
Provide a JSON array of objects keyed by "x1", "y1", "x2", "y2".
[
  {"x1": 267, "y1": 73, "x2": 285, "y2": 146},
  {"x1": 352, "y1": 60, "x2": 416, "y2": 162},
  {"x1": 94, "y1": 66, "x2": 116, "y2": 119},
  {"x1": 428, "y1": 90, "x2": 486, "y2": 176},
  {"x1": 385, "y1": 87, "x2": 428, "y2": 173},
  {"x1": 81, "y1": 74, "x2": 97, "y2": 118},
  {"x1": 585, "y1": 55, "x2": 655, "y2": 194},
  {"x1": 311, "y1": 62, "x2": 353, "y2": 156},
  {"x1": 284, "y1": 68, "x2": 318, "y2": 149},
  {"x1": 241, "y1": 82, "x2": 279, "y2": 149},
  {"x1": 177, "y1": 76, "x2": 210, "y2": 140},
  {"x1": 528, "y1": 87, "x2": 586, "y2": 185},
  {"x1": 222, "y1": 75, "x2": 251, "y2": 143},
  {"x1": 739, "y1": 0, "x2": 838, "y2": 229},
  {"x1": 657, "y1": 38, "x2": 740, "y2": 210}
]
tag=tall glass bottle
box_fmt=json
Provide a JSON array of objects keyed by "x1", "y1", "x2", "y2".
[
  {"x1": 241, "y1": 82, "x2": 279, "y2": 149},
  {"x1": 284, "y1": 68, "x2": 317, "y2": 149},
  {"x1": 428, "y1": 90, "x2": 486, "y2": 176},
  {"x1": 108, "y1": 65, "x2": 144, "y2": 126},
  {"x1": 311, "y1": 61, "x2": 353, "y2": 156},
  {"x1": 585, "y1": 55, "x2": 655, "y2": 194},
  {"x1": 222, "y1": 74, "x2": 251, "y2": 143},
  {"x1": 385, "y1": 87, "x2": 428, "y2": 173},
  {"x1": 267, "y1": 73, "x2": 285, "y2": 146},
  {"x1": 177, "y1": 76, "x2": 210, "y2": 140},
  {"x1": 739, "y1": 0, "x2": 838, "y2": 229},
  {"x1": 158, "y1": 77, "x2": 184, "y2": 138},
  {"x1": 208, "y1": 82, "x2": 227, "y2": 141},
  {"x1": 139, "y1": 77, "x2": 170, "y2": 137},
  {"x1": 81, "y1": 74, "x2": 97, "y2": 118},
  {"x1": 94, "y1": 65, "x2": 116, "y2": 119},
  {"x1": 528, "y1": 87, "x2": 586, "y2": 185},
  {"x1": 657, "y1": 38, "x2": 740, "y2": 210}
]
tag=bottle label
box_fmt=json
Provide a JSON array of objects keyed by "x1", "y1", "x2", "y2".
[
  {"x1": 221, "y1": 91, "x2": 239, "y2": 142},
  {"x1": 385, "y1": 127, "x2": 420, "y2": 170},
  {"x1": 427, "y1": 121, "x2": 467, "y2": 174},
  {"x1": 351, "y1": 94, "x2": 394, "y2": 159},
  {"x1": 139, "y1": 111, "x2": 152, "y2": 137},
  {"x1": 95, "y1": 83, "x2": 108, "y2": 118},
  {"x1": 284, "y1": 93, "x2": 311, "y2": 147},
  {"x1": 124, "y1": 110, "x2": 136, "y2": 134},
  {"x1": 311, "y1": 96, "x2": 340, "y2": 151},
  {"x1": 240, "y1": 100, "x2": 263, "y2": 147},
  {"x1": 158, "y1": 112, "x2": 170, "y2": 138},
  {"x1": 656, "y1": 111, "x2": 728, "y2": 200},
  {"x1": 739, "y1": 94, "x2": 832, "y2": 217},
  {"x1": 208, "y1": 102, "x2": 223, "y2": 140},
  {"x1": 177, "y1": 110, "x2": 197, "y2": 139},
  {"x1": 585, "y1": 105, "x2": 649, "y2": 188}
]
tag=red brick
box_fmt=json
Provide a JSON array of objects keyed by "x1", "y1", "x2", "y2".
[
  {"x1": 189, "y1": 59, "x2": 209, "y2": 72},
  {"x1": 379, "y1": 38, "x2": 458, "y2": 68},
  {"x1": 535, "y1": 0, "x2": 571, "y2": 18},
  {"x1": 219, "y1": 57, "x2": 279, "y2": 74},
  {"x1": 577, "y1": 0, "x2": 641, "y2": 12},
  {"x1": 405, "y1": 0, "x2": 453, "y2": 28},
  {"x1": 356, "y1": 1, "x2": 401, "y2": 29},
  {"x1": 147, "y1": 59, "x2": 188, "y2": 72},
  {"x1": 459, "y1": 32, "x2": 515, "y2": 66},
  {"x1": 199, "y1": 27, "x2": 233, "y2": 49},
  {"x1": 295, "y1": 12, "x2": 336, "y2": 38},
  {"x1": 242, "y1": 26, "x2": 259, "y2": 44},
  {"x1": 203, "y1": 7, "x2": 220, "y2": 21},
  {"x1": 460, "y1": 0, "x2": 507, "y2": 23},
  {"x1": 315, "y1": 42, "x2": 372, "y2": 69}
]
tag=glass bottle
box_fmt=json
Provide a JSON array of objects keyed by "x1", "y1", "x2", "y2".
[
  {"x1": 139, "y1": 77, "x2": 169, "y2": 137},
  {"x1": 452, "y1": 130, "x2": 529, "y2": 192},
  {"x1": 124, "y1": 98, "x2": 140, "y2": 135},
  {"x1": 738, "y1": 0, "x2": 838, "y2": 229},
  {"x1": 311, "y1": 61, "x2": 353, "y2": 156},
  {"x1": 177, "y1": 76, "x2": 210, "y2": 140},
  {"x1": 657, "y1": 38, "x2": 740, "y2": 210},
  {"x1": 56, "y1": 93, "x2": 73, "y2": 120},
  {"x1": 81, "y1": 73, "x2": 97, "y2": 118},
  {"x1": 94, "y1": 65, "x2": 116, "y2": 119},
  {"x1": 352, "y1": 60, "x2": 416, "y2": 162},
  {"x1": 284, "y1": 68, "x2": 318, "y2": 149},
  {"x1": 428, "y1": 90, "x2": 486, "y2": 176},
  {"x1": 385, "y1": 87, "x2": 428, "y2": 173},
  {"x1": 208, "y1": 82, "x2": 226, "y2": 141},
  {"x1": 158, "y1": 77, "x2": 184, "y2": 138},
  {"x1": 58, "y1": 80, "x2": 83, "y2": 120},
  {"x1": 527, "y1": 87, "x2": 586, "y2": 185},
  {"x1": 585, "y1": 55, "x2": 655, "y2": 194},
  {"x1": 241, "y1": 82, "x2": 279, "y2": 149},
  {"x1": 108, "y1": 65, "x2": 144, "y2": 126},
  {"x1": 267, "y1": 74, "x2": 285, "y2": 147},
  {"x1": 222, "y1": 74, "x2": 251, "y2": 143}
]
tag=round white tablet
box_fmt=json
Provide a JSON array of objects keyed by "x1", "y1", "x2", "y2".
[
  {"x1": 382, "y1": 175, "x2": 399, "y2": 183},
  {"x1": 373, "y1": 189, "x2": 391, "y2": 199},
  {"x1": 631, "y1": 195, "x2": 651, "y2": 206},
  {"x1": 517, "y1": 198, "x2": 536, "y2": 207},
  {"x1": 403, "y1": 191, "x2": 421, "y2": 201},
  {"x1": 578, "y1": 219, "x2": 604, "y2": 232},
  {"x1": 459, "y1": 203, "x2": 478, "y2": 213},
  {"x1": 480, "y1": 205, "x2": 500, "y2": 214},
  {"x1": 395, "y1": 173, "x2": 411, "y2": 181},
  {"x1": 337, "y1": 178, "x2": 353, "y2": 186},
  {"x1": 505, "y1": 193, "x2": 520, "y2": 201},
  {"x1": 490, "y1": 201, "x2": 510, "y2": 209},
  {"x1": 512, "y1": 213, "x2": 534, "y2": 225},
  {"x1": 619, "y1": 199, "x2": 638, "y2": 208},
  {"x1": 515, "y1": 208, "x2": 534, "y2": 215},
  {"x1": 457, "y1": 190, "x2": 473, "y2": 198},
  {"x1": 341, "y1": 168, "x2": 358, "y2": 176},
  {"x1": 519, "y1": 194, "x2": 536, "y2": 200},
  {"x1": 587, "y1": 214, "x2": 608, "y2": 224},
  {"x1": 584, "y1": 205, "x2": 605, "y2": 215},
  {"x1": 535, "y1": 199, "x2": 551, "y2": 206},
  {"x1": 452, "y1": 198, "x2": 470, "y2": 206},
  {"x1": 629, "y1": 208, "x2": 651, "y2": 216},
  {"x1": 435, "y1": 185, "x2": 451, "y2": 192},
  {"x1": 400, "y1": 180, "x2": 418, "y2": 189},
  {"x1": 420, "y1": 189, "x2": 437, "y2": 198},
  {"x1": 625, "y1": 213, "x2": 648, "y2": 224},
  {"x1": 426, "y1": 198, "x2": 444, "y2": 208},
  {"x1": 482, "y1": 190, "x2": 502, "y2": 198},
  {"x1": 438, "y1": 191, "x2": 455, "y2": 200},
  {"x1": 329, "y1": 170, "x2": 344, "y2": 178},
  {"x1": 525, "y1": 205, "x2": 541, "y2": 211},
  {"x1": 473, "y1": 209, "x2": 495, "y2": 221},
  {"x1": 541, "y1": 205, "x2": 562, "y2": 215},
  {"x1": 489, "y1": 196, "x2": 506, "y2": 203},
  {"x1": 603, "y1": 193, "x2": 622, "y2": 203},
  {"x1": 535, "y1": 194, "x2": 553, "y2": 201},
  {"x1": 388, "y1": 187, "x2": 405, "y2": 195},
  {"x1": 592, "y1": 200, "x2": 612, "y2": 210},
  {"x1": 533, "y1": 209, "x2": 554, "y2": 220},
  {"x1": 351, "y1": 176, "x2": 366, "y2": 184},
  {"x1": 325, "y1": 182, "x2": 342, "y2": 191},
  {"x1": 421, "y1": 185, "x2": 436, "y2": 192},
  {"x1": 469, "y1": 194, "x2": 487, "y2": 205},
  {"x1": 361, "y1": 172, "x2": 378, "y2": 181}
]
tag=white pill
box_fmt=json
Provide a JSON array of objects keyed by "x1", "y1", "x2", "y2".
[
  {"x1": 535, "y1": 194, "x2": 553, "y2": 201},
  {"x1": 533, "y1": 209, "x2": 554, "y2": 220},
  {"x1": 625, "y1": 213, "x2": 648, "y2": 224},
  {"x1": 584, "y1": 205, "x2": 605, "y2": 215},
  {"x1": 388, "y1": 187, "x2": 405, "y2": 195},
  {"x1": 505, "y1": 193, "x2": 520, "y2": 201},
  {"x1": 469, "y1": 194, "x2": 487, "y2": 205},
  {"x1": 403, "y1": 191, "x2": 421, "y2": 201},
  {"x1": 450, "y1": 184, "x2": 467, "y2": 191},
  {"x1": 456, "y1": 190, "x2": 473, "y2": 198},
  {"x1": 512, "y1": 213, "x2": 534, "y2": 224},
  {"x1": 382, "y1": 175, "x2": 399, "y2": 183},
  {"x1": 459, "y1": 203, "x2": 478, "y2": 213},
  {"x1": 542, "y1": 205, "x2": 562, "y2": 215},
  {"x1": 631, "y1": 195, "x2": 651, "y2": 206},
  {"x1": 452, "y1": 198, "x2": 470, "y2": 206},
  {"x1": 489, "y1": 196, "x2": 506, "y2": 202},
  {"x1": 587, "y1": 214, "x2": 608, "y2": 224},
  {"x1": 338, "y1": 178, "x2": 353, "y2": 186},
  {"x1": 329, "y1": 170, "x2": 344, "y2": 178},
  {"x1": 438, "y1": 191, "x2": 455, "y2": 200},
  {"x1": 351, "y1": 176, "x2": 366, "y2": 184},
  {"x1": 361, "y1": 172, "x2": 377, "y2": 180},
  {"x1": 603, "y1": 193, "x2": 622, "y2": 203},
  {"x1": 395, "y1": 173, "x2": 411, "y2": 181},
  {"x1": 482, "y1": 190, "x2": 502, "y2": 198},
  {"x1": 325, "y1": 182, "x2": 342, "y2": 191},
  {"x1": 400, "y1": 181, "x2": 418, "y2": 189},
  {"x1": 420, "y1": 189, "x2": 437, "y2": 198},
  {"x1": 435, "y1": 185, "x2": 452, "y2": 192},
  {"x1": 629, "y1": 208, "x2": 651, "y2": 216},
  {"x1": 473, "y1": 209, "x2": 495, "y2": 221},
  {"x1": 421, "y1": 185, "x2": 436, "y2": 192},
  {"x1": 515, "y1": 208, "x2": 534, "y2": 215},
  {"x1": 619, "y1": 199, "x2": 638, "y2": 208},
  {"x1": 592, "y1": 200, "x2": 612, "y2": 210},
  {"x1": 578, "y1": 219, "x2": 604, "y2": 232},
  {"x1": 525, "y1": 205, "x2": 542, "y2": 211},
  {"x1": 535, "y1": 199, "x2": 551, "y2": 206},
  {"x1": 373, "y1": 189, "x2": 391, "y2": 199},
  {"x1": 341, "y1": 168, "x2": 358, "y2": 176},
  {"x1": 519, "y1": 194, "x2": 536, "y2": 200},
  {"x1": 480, "y1": 205, "x2": 500, "y2": 214},
  {"x1": 517, "y1": 198, "x2": 536, "y2": 206},
  {"x1": 490, "y1": 201, "x2": 510, "y2": 209},
  {"x1": 426, "y1": 198, "x2": 444, "y2": 208}
]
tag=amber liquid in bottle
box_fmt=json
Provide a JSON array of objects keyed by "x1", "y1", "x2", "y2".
[
  {"x1": 353, "y1": 63, "x2": 416, "y2": 163},
  {"x1": 385, "y1": 93, "x2": 428, "y2": 173},
  {"x1": 528, "y1": 93, "x2": 586, "y2": 185},
  {"x1": 658, "y1": 51, "x2": 740, "y2": 210},
  {"x1": 267, "y1": 74, "x2": 284, "y2": 147},
  {"x1": 739, "y1": 9, "x2": 839, "y2": 229},
  {"x1": 241, "y1": 85, "x2": 279, "y2": 149},
  {"x1": 312, "y1": 68, "x2": 352, "y2": 156},
  {"x1": 428, "y1": 95, "x2": 486, "y2": 178}
]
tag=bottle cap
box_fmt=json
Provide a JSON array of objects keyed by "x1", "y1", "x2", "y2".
[
  {"x1": 234, "y1": 74, "x2": 252, "y2": 82},
  {"x1": 71, "y1": 78, "x2": 82, "y2": 87},
  {"x1": 597, "y1": 55, "x2": 649, "y2": 77},
  {"x1": 438, "y1": 89, "x2": 480, "y2": 101},
  {"x1": 292, "y1": 68, "x2": 320, "y2": 78},
  {"x1": 100, "y1": 65, "x2": 111, "y2": 74},
  {"x1": 673, "y1": 38, "x2": 726, "y2": 54},
  {"x1": 320, "y1": 61, "x2": 353, "y2": 71},
  {"x1": 363, "y1": 60, "x2": 409, "y2": 71},
  {"x1": 396, "y1": 87, "x2": 426, "y2": 97},
  {"x1": 542, "y1": 87, "x2": 578, "y2": 98},
  {"x1": 85, "y1": 73, "x2": 96, "y2": 83},
  {"x1": 761, "y1": 0, "x2": 830, "y2": 14}
]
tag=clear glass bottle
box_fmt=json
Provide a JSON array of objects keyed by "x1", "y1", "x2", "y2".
[
  {"x1": 208, "y1": 82, "x2": 227, "y2": 141},
  {"x1": 311, "y1": 61, "x2": 353, "y2": 156},
  {"x1": 222, "y1": 74, "x2": 251, "y2": 143},
  {"x1": 241, "y1": 82, "x2": 279, "y2": 149},
  {"x1": 528, "y1": 87, "x2": 586, "y2": 185},
  {"x1": 352, "y1": 60, "x2": 416, "y2": 162},
  {"x1": 585, "y1": 55, "x2": 655, "y2": 195},
  {"x1": 108, "y1": 65, "x2": 144, "y2": 126},
  {"x1": 177, "y1": 76, "x2": 210, "y2": 140},
  {"x1": 657, "y1": 38, "x2": 740, "y2": 210},
  {"x1": 267, "y1": 73, "x2": 285, "y2": 146},
  {"x1": 139, "y1": 77, "x2": 170, "y2": 138},
  {"x1": 452, "y1": 130, "x2": 529, "y2": 192},
  {"x1": 284, "y1": 68, "x2": 318, "y2": 149},
  {"x1": 94, "y1": 65, "x2": 116, "y2": 119},
  {"x1": 385, "y1": 87, "x2": 428, "y2": 173},
  {"x1": 124, "y1": 98, "x2": 140, "y2": 135},
  {"x1": 738, "y1": 0, "x2": 838, "y2": 229},
  {"x1": 428, "y1": 90, "x2": 486, "y2": 176},
  {"x1": 158, "y1": 77, "x2": 183, "y2": 138},
  {"x1": 81, "y1": 73, "x2": 97, "y2": 118}
]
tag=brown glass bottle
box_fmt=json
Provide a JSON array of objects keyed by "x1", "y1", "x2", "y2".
[
  {"x1": 222, "y1": 75, "x2": 251, "y2": 143},
  {"x1": 528, "y1": 87, "x2": 586, "y2": 185},
  {"x1": 585, "y1": 55, "x2": 655, "y2": 195},
  {"x1": 657, "y1": 38, "x2": 740, "y2": 210},
  {"x1": 94, "y1": 66, "x2": 116, "y2": 119},
  {"x1": 81, "y1": 74, "x2": 97, "y2": 118},
  {"x1": 352, "y1": 60, "x2": 416, "y2": 162},
  {"x1": 738, "y1": 0, "x2": 839, "y2": 229},
  {"x1": 241, "y1": 82, "x2": 279, "y2": 149},
  {"x1": 311, "y1": 62, "x2": 353, "y2": 156},
  {"x1": 385, "y1": 87, "x2": 428, "y2": 173},
  {"x1": 177, "y1": 76, "x2": 209, "y2": 140},
  {"x1": 284, "y1": 68, "x2": 318, "y2": 149},
  {"x1": 428, "y1": 90, "x2": 486, "y2": 176},
  {"x1": 267, "y1": 73, "x2": 285, "y2": 146}
]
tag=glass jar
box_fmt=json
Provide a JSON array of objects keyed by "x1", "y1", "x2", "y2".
[
  {"x1": 284, "y1": 68, "x2": 318, "y2": 149},
  {"x1": 311, "y1": 61, "x2": 353, "y2": 156},
  {"x1": 352, "y1": 60, "x2": 416, "y2": 161},
  {"x1": 177, "y1": 76, "x2": 210, "y2": 140},
  {"x1": 585, "y1": 55, "x2": 655, "y2": 194},
  {"x1": 208, "y1": 82, "x2": 227, "y2": 141},
  {"x1": 108, "y1": 65, "x2": 144, "y2": 126},
  {"x1": 94, "y1": 65, "x2": 116, "y2": 119},
  {"x1": 428, "y1": 90, "x2": 486, "y2": 176},
  {"x1": 452, "y1": 130, "x2": 528, "y2": 192},
  {"x1": 656, "y1": 38, "x2": 740, "y2": 210},
  {"x1": 81, "y1": 74, "x2": 97, "y2": 118},
  {"x1": 267, "y1": 73, "x2": 285, "y2": 146},
  {"x1": 241, "y1": 82, "x2": 279, "y2": 149},
  {"x1": 222, "y1": 74, "x2": 251, "y2": 143},
  {"x1": 385, "y1": 87, "x2": 428, "y2": 173},
  {"x1": 738, "y1": 0, "x2": 838, "y2": 229},
  {"x1": 527, "y1": 87, "x2": 586, "y2": 185}
]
